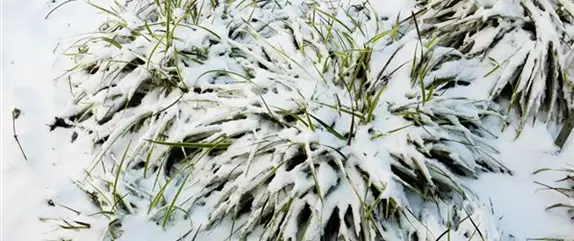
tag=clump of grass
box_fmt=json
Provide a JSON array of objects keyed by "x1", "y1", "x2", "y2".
[
  {"x1": 416, "y1": 0, "x2": 574, "y2": 134},
  {"x1": 49, "y1": 0, "x2": 517, "y2": 240}
]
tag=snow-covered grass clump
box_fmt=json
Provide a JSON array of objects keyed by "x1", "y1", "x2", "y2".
[
  {"x1": 418, "y1": 0, "x2": 574, "y2": 131},
  {"x1": 48, "y1": 0, "x2": 573, "y2": 240}
]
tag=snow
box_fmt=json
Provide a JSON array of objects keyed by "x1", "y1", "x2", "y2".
[
  {"x1": 2, "y1": 0, "x2": 110, "y2": 240},
  {"x1": 467, "y1": 121, "x2": 574, "y2": 240},
  {"x1": 1, "y1": 0, "x2": 573, "y2": 240}
]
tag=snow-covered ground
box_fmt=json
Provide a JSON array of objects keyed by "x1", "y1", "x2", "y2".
[
  {"x1": 466, "y1": 122, "x2": 574, "y2": 239},
  {"x1": 2, "y1": 1, "x2": 109, "y2": 240},
  {"x1": 1, "y1": 0, "x2": 573, "y2": 240}
]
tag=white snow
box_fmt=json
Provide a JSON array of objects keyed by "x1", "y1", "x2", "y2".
[
  {"x1": 2, "y1": 0, "x2": 110, "y2": 240},
  {"x1": 2, "y1": 0, "x2": 573, "y2": 240},
  {"x1": 467, "y1": 121, "x2": 574, "y2": 240}
]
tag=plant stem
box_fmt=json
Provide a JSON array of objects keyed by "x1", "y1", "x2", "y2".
[
  {"x1": 555, "y1": 112, "x2": 574, "y2": 149},
  {"x1": 12, "y1": 108, "x2": 28, "y2": 160}
]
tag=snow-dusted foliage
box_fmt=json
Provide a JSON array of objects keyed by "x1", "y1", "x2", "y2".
[
  {"x1": 49, "y1": 0, "x2": 574, "y2": 240},
  {"x1": 417, "y1": 0, "x2": 574, "y2": 127}
]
